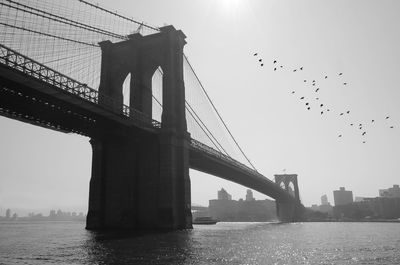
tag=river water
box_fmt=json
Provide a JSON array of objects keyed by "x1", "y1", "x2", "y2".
[{"x1": 0, "y1": 221, "x2": 399, "y2": 264}]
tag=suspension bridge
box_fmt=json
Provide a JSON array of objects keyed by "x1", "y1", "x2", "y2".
[{"x1": 0, "y1": 0, "x2": 304, "y2": 229}]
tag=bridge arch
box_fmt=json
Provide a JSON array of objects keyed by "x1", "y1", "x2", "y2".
[
  {"x1": 279, "y1": 181, "x2": 286, "y2": 190},
  {"x1": 122, "y1": 73, "x2": 132, "y2": 107},
  {"x1": 151, "y1": 67, "x2": 163, "y2": 122}
]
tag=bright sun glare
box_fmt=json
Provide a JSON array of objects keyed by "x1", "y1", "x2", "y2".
[{"x1": 218, "y1": 0, "x2": 244, "y2": 16}]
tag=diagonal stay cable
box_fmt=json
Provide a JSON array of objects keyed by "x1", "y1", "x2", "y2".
[
  {"x1": 183, "y1": 54, "x2": 258, "y2": 171},
  {"x1": 154, "y1": 68, "x2": 229, "y2": 154}
]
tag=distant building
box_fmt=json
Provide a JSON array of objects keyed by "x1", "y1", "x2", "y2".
[
  {"x1": 209, "y1": 188, "x2": 276, "y2": 221},
  {"x1": 218, "y1": 188, "x2": 232, "y2": 200},
  {"x1": 379, "y1": 185, "x2": 400, "y2": 198},
  {"x1": 333, "y1": 187, "x2": 353, "y2": 206},
  {"x1": 333, "y1": 197, "x2": 400, "y2": 220},
  {"x1": 354, "y1": 196, "x2": 371, "y2": 202},
  {"x1": 5, "y1": 209, "x2": 11, "y2": 219},
  {"x1": 245, "y1": 189, "x2": 254, "y2": 201},
  {"x1": 321, "y1": 195, "x2": 329, "y2": 205},
  {"x1": 311, "y1": 204, "x2": 319, "y2": 211}
]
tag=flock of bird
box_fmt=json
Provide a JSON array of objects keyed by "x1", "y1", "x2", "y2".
[{"x1": 253, "y1": 53, "x2": 395, "y2": 144}]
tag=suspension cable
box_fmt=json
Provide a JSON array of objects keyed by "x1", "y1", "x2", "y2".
[
  {"x1": 0, "y1": 22, "x2": 98, "y2": 47},
  {"x1": 183, "y1": 54, "x2": 258, "y2": 171},
  {"x1": 1, "y1": 1, "x2": 127, "y2": 40},
  {"x1": 77, "y1": 0, "x2": 160, "y2": 32}
]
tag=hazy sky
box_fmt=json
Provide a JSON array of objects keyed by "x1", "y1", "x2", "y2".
[{"x1": 1, "y1": 0, "x2": 400, "y2": 215}]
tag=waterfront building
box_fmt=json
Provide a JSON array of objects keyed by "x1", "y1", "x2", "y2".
[
  {"x1": 209, "y1": 188, "x2": 276, "y2": 221},
  {"x1": 333, "y1": 197, "x2": 400, "y2": 220},
  {"x1": 354, "y1": 197, "x2": 372, "y2": 202},
  {"x1": 5, "y1": 209, "x2": 11, "y2": 219},
  {"x1": 379, "y1": 184, "x2": 400, "y2": 198},
  {"x1": 245, "y1": 189, "x2": 255, "y2": 201},
  {"x1": 333, "y1": 187, "x2": 353, "y2": 206},
  {"x1": 321, "y1": 195, "x2": 329, "y2": 205},
  {"x1": 218, "y1": 188, "x2": 232, "y2": 200}
]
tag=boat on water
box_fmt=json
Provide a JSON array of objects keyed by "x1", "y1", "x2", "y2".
[{"x1": 193, "y1": 216, "x2": 218, "y2": 225}]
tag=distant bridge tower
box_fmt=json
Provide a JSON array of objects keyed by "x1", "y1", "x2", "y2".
[
  {"x1": 86, "y1": 25, "x2": 192, "y2": 230},
  {"x1": 274, "y1": 174, "x2": 303, "y2": 222}
]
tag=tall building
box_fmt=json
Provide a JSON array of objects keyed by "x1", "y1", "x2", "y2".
[
  {"x1": 245, "y1": 189, "x2": 254, "y2": 201},
  {"x1": 333, "y1": 187, "x2": 353, "y2": 206},
  {"x1": 218, "y1": 188, "x2": 232, "y2": 200},
  {"x1": 379, "y1": 185, "x2": 400, "y2": 198},
  {"x1": 5, "y1": 209, "x2": 11, "y2": 219},
  {"x1": 321, "y1": 194, "x2": 329, "y2": 205}
]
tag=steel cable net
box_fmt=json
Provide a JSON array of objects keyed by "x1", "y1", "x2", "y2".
[
  {"x1": 0, "y1": 0, "x2": 158, "y2": 91},
  {"x1": 0, "y1": 0, "x2": 256, "y2": 170},
  {"x1": 183, "y1": 57, "x2": 255, "y2": 168}
]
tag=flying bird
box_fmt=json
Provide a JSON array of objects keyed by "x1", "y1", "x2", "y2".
[
  {"x1": 350, "y1": 123, "x2": 354, "y2": 126},
  {"x1": 343, "y1": 83, "x2": 347, "y2": 85},
  {"x1": 362, "y1": 132, "x2": 366, "y2": 136},
  {"x1": 261, "y1": 63, "x2": 264, "y2": 66},
  {"x1": 390, "y1": 126, "x2": 394, "y2": 128},
  {"x1": 300, "y1": 97, "x2": 305, "y2": 99},
  {"x1": 320, "y1": 104, "x2": 324, "y2": 107},
  {"x1": 300, "y1": 67, "x2": 303, "y2": 70},
  {"x1": 371, "y1": 120, "x2": 375, "y2": 123},
  {"x1": 259, "y1": 59, "x2": 262, "y2": 62},
  {"x1": 340, "y1": 113, "x2": 344, "y2": 116},
  {"x1": 307, "y1": 107, "x2": 311, "y2": 110},
  {"x1": 325, "y1": 76, "x2": 328, "y2": 79},
  {"x1": 293, "y1": 69, "x2": 297, "y2": 72},
  {"x1": 321, "y1": 111, "x2": 324, "y2": 115},
  {"x1": 312, "y1": 83, "x2": 316, "y2": 86},
  {"x1": 315, "y1": 88, "x2": 320, "y2": 92},
  {"x1": 327, "y1": 109, "x2": 330, "y2": 112},
  {"x1": 316, "y1": 97, "x2": 319, "y2": 100},
  {"x1": 253, "y1": 53, "x2": 258, "y2": 56},
  {"x1": 274, "y1": 68, "x2": 277, "y2": 71},
  {"x1": 339, "y1": 73, "x2": 343, "y2": 76},
  {"x1": 363, "y1": 141, "x2": 366, "y2": 144},
  {"x1": 280, "y1": 65, "x2": 283, "y2": 68},
  {"x1": 338, "y1": 134, "x2": 342, "y2": 137},
  {"x1": 292, "y1": 91, "x2": 295, "y2": 94},
  {"x1": 346, "y1": 111, "x2": 350, "y2": 114},
  {"x1": 306, "y1": 103, "x2": 309, "y2": 106},
  {"x1": 273, "y1": 60, "x2": 277, "y2": 63},
  {"x1": 386, "y1": 116, "x2": 390, "y2": 119}
]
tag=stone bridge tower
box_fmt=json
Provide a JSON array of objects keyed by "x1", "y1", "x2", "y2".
[
  {"x1": 274, "y1": 174, "x2": 304, "y2": 222},
  {"x1": 86, "y1": 25, "x2": 192, "y2": 230}
]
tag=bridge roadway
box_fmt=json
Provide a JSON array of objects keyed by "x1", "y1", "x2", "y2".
[{"x1": 0, "y1": 44, "x2": 296, "y2": 204}]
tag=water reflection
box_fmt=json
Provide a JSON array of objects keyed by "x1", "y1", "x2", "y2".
[
  {"x1": 1, "y1": 222, "x2": 399, "y2": 265},
  {"x1": 84, "y1": 229, "x2": 195, "y2": 265}
]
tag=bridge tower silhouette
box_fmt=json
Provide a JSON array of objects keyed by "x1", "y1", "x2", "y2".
[
  {"x1": 274, "y1": 174, "x2": 303, "y2": 222},
  {"x1": 87, "y1": 26, "x2": 192, "y2": 230}
]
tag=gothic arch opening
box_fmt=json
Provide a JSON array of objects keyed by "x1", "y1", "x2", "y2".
[
  {"x1": 288, "y1": 182, "x2": 295, "y2": 196},
  {"x1": 151, "y1": 67, "x2": 163, "y2": 122},
  {"x1": 122, "y1": 73, "x2": 131, "y2": 107},
  {"x1": 279, "y1": 182, "x2": 286, "y2": 190}
]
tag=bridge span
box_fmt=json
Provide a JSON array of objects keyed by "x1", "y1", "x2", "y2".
[{"x1": 0, "y1": 20, "x2": 304, "y2": 229}]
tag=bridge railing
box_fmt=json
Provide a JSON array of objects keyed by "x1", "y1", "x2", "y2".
[{"x1": 0, "y1": 43, "x2": 161, "y2": 130}]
